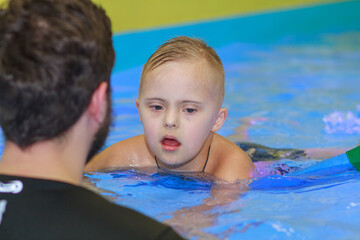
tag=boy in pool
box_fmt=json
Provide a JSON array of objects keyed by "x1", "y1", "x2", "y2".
[{"x1": 86, "y1": 36, "x2": 255, "y2": 182}]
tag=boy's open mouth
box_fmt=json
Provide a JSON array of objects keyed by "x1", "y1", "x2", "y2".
[{"x1": 161, "y1": 136, "x2": 181, "y2": 151}]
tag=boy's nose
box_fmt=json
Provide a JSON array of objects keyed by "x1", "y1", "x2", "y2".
[
  {"x1": 164, "y1": 121, "x2": 177, "y2": 128},
  {"x1": 163, "y1": 111, "x2": 178, "y2": 128}
]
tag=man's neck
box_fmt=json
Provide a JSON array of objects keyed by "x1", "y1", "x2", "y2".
[{"x1": 0, "y1": 140, "x2": 87, "y2": 185}]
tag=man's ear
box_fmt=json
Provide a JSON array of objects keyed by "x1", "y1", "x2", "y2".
[
  {"x1": 136, "y1": 99, "x2": 142, "y2": 123},
  {"x1": 88, "y1": 82, "x2": 108, "y2": 124},
  {"x1": 212, "y1": 108, "x2": 228, "y2": 132}
]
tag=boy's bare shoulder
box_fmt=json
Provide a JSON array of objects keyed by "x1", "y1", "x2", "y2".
[
  {"x1": 209, "y1": 134, "x2": 255, "y2": 182},
  {"x1": 85, "y1": 135, "x2": 155, "y2": 171}
]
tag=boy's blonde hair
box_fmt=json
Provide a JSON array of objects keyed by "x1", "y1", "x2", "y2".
[{"x1": 139, "y1": 36, "x2": 225, "y2": 103}]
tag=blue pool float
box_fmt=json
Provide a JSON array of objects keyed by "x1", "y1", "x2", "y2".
[
  {"x1": 290, "y1": 146, "x2": 360, "y2": 175},
  {"x1": 250, "y1": 146, "x2": 360, "y2": 190}
]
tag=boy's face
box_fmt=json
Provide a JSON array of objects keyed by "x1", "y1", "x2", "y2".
[{"x1": 137, "y1": 60, "x2": 225, "y2": 169}]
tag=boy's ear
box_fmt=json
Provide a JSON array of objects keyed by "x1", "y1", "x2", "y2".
[
  {"x1": 136, "y1": 99, "x2": 142, "y2": 123},
  {"x1": 88, "y1": 82, "x2": 108, "y2": 124},
  {"x1": 212, "y1": 108, "x2": 228, "y2": 132}
]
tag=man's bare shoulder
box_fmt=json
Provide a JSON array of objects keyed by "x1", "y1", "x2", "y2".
[
  {"x1": 209, "y1": 134, "x2": 255, "y2": 182},
  {"x1": 85, "y1": 135, "x2": 155, "y2": 171}
]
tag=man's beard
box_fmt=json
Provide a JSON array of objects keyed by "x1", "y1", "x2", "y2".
[{"x1": 86, "y1": 95, "x2": 112, "y2": 163}]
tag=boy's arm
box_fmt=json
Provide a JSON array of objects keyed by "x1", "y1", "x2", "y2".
[
  {"x1": 85, "y1": 135, "x2": 154, "y2": 171},
  {"x1": 209, "y1": 134, "x2": 255, "y2": 182}
]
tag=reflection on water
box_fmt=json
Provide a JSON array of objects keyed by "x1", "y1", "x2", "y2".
[{"x1": 323, "y1": 105, "x2": 360, "y2": 134}]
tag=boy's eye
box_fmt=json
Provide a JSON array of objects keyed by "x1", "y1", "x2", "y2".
[
  {"x1": 185, "y1": 108, "x2": 197, "y2": 113},
  {"x1": 151, "y1": 105, "x2": 163, "y2": 111}
]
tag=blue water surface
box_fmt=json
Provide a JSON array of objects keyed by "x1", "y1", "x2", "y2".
[{"x1": 86, "y1": 162, "x2": 360, "y2": 239}]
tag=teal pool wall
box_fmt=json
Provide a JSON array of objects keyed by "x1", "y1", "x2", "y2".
[{"x1": 112, "y1": 0, "x2": 360, "y2": 73}]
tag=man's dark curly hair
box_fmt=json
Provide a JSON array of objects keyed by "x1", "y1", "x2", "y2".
[{"x1": 0, "y1": 0, "x2": 115, "y2": 148}]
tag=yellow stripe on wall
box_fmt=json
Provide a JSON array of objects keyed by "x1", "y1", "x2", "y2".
[
  {"x1": 0, "y1": 0, "x2": 346, "y2": 33},
  {"x1": 92, "y1": 0, "x2": 344, "y2": 33}
]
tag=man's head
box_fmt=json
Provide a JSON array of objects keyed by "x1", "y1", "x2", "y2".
[
  {"x1": 0, "y1": 0, "x2": 114, "y2": 156},
  {"x1": 139, "y1": 36, "x2": 225, "y2": 109}
]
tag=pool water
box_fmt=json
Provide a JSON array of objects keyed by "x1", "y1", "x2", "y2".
[
  {"x1": 1, "y1": 9, "x2": 360, "y2": 240},
  {"x1": 84, "y1": 30, "x2": 360, "y2": 239},
  {"x1": 86, "y1": 163, "x2": 360, "y2": 239}
]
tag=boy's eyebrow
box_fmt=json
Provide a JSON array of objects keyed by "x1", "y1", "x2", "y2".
[
  {"x1": 143, "y1": 97, "x2": 166, "y2": 102},
  {"x1": 143, "y1": 98, "x2": 203, "y2": 105},
  {"x1": 181, "y1": 100, "x2": 203, "y2": 105}
]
